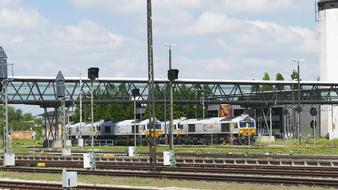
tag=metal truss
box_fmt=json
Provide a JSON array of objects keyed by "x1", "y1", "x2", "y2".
[{"x1": 1, "y1": 77, "x2": 338, "y2": 107}]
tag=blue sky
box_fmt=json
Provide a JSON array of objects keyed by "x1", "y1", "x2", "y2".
[{"x1": 0, "y1": 0, "x2": 320, "y2": 114}]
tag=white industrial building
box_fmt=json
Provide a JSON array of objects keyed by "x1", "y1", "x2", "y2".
[{"x1": 318, "y1": 0, "x2": 338, "y2": 138}]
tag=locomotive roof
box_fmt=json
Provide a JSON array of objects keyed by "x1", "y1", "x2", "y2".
[
  {"x1": 68, "y1": 122, "x2": 87, "y2": 127},
  {"x1": 231, "y1": 115, "x2": 254, "y2": 122},
  {"x1": 179, "y1": 118, "x2": 199, "y2": 123},
  {"x1": 116, "y1": 119, "x2": 135, "y2": 125},
  {"x1": 164, "y1": 119, "x2": 183, "y2": 125},
  {"x1": 138, "y1": 118, "x2": 160, "y2": 124},
  {"x1": 84, "y1": 120, "x2": 103, "y2": 127}
]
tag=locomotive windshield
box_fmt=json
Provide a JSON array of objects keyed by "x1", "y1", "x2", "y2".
[
  {"x1": 155, "y1": 122, "x2": 161, "y2": 129},
  {"x1": 250, "y1": 120, "x2": 255, "y2": 128},
  {"x1": 240, "y1": 119, "x2": 254, "y2": 128}
]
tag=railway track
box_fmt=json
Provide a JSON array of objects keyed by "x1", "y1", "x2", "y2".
[
  {"x1": 5, "y1": 154, "x2": 338, "y2": 168},
  {"x1": 0, "y1": 179, "x2": 153, "y2": 190},
  {"x1": 2, "y1": 166, "x2": 338, "y2": 188},
  {"x1": 41, "y1": 149, "x2": 338, "y2": 160},
  {"x1": 9, "y1": 159, "x2": 338, "y2": 178},
  {"x1": 2, "y1": 154, "x2": 338, "y2": 188}
]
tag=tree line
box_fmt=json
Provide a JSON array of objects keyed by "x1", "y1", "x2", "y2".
[
  {"x1": 261, "y1": 70, "x2": 299, "y2": 91},
  {"x1": 72, "y1": 83, "x2": 213, "y2": 122},
  {"x1": 0, "y1": 106, "x2": 43, "y2": 138},
  {"x1": 72, "y1": 71, "x2": 300, "y2": 122}
]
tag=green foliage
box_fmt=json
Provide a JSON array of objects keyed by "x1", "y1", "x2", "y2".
[
  {"x1": 291, "y1": 69, "x2": 299, "y2": 80},
  {"x1": 261, "y1": 72, "x2": 273, "y2": 91},
  {"x1": 0, "y1": 106, "x2": 43, "y2": 138},
  {"x1": 275, "y1": 73, "x2": 285, "y2": 90},
  {"x1": 73, "y1": 83, "x2": 214, "y2": 122},
  {"x1": 290, "y1": 69, "x2": 302, "y2": 90},
  {"x1": 276, "y1": 73, "x2": 284, "y2": 81}
]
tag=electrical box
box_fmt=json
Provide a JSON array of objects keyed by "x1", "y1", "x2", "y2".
[
  {"x1": 83, "y1": 153, "x2": 91, "y2": 169},
  {"x1": 78, "y1": 138, "x2": 84, "y2": 147},
  {"x1": 163, "y1": 151, "x2": 175, "y2": 166},
  {"x1": 32, "y1": 132, "x2": 36, "y2": 141},
  {"x1": 62, "y1": 169, "x2": 77, "y2": 188},
  {"x1": 4, "y1": 153, "x2": 15, "y2": 166},
  {"x1": 62, "y1": 148, "x2": 71, "y2": 156},
  {"x1": 128, "y1": 146, "x2": 136, "y2": 157},
  {"x1": 66, "y1": 140, "x2": 72, "y2": 147}
]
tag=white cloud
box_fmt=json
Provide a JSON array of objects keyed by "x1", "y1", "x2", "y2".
[
  {"x1": 11, "y1": 35, "x2": 24, "y2": 43},
  {"x1": 214, "y1": 0, "x2": 293, "y2": 13},
  {"x1": 244, "y1": 20, "x2": 318, "y2": 53},
  {"x1": 184, "y1": 12, "x2": 243, "y2": 35},
  {"x1": 0, "y1": 0, "x2": 21, "y2": 7},
  {"x1": 53, "y1": 20, "x2": 124, "y2": 52},
  {"x1": 0, "y1": 8, "x2": 49, "y2": 31},
  {"x1": 0, "y1": 0, "x2": 318, "y2": 81},
  {"x1": 157, "y1": 12, "x2": 317, "y2": 55},
  {"x1": 70, "y1": 0, "x2": 299, "y2": 14},
  {"x1": 70, "y1": 0, "x2": 145, "y2": 14},
  {"x1": 0, "y1": 3, "x2": 132, "y2": 78}
]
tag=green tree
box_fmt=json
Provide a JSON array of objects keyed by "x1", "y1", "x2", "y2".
[
  {"x1": 0, "y1": 106, "x2": 43, "y2": 139},
  {"x1": 73, "y1": 83, "x2": 218, "y2": 122},
  {"x1": 290, "y1": 69, "x2": 301, "y2": 90},
  {"x1": 262, "y1": 72, "x2": 273, "y2": 91},
  {"x1": 276, "y1": 73, "x2": 285, "y2": 90},
  {"x1": 291, "y1": 69, "x2": 299, "y2": 80}
]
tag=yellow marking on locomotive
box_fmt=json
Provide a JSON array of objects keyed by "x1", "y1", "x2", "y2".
[
  {"x1": 250, "y1": 128, "x2": 256, "y2": 136},
  {"x1": 37, "y1": 162, "x2": 45, "y2": 167},
  {"x1": 239, "y1": 128, "x2": 256, "y2": 136},
  {"x1": 146, "y1": 129, "x2": 162, "y2": 137},
  {"x1": 176, "y1": 129, "x2": 181, "y2": 136}
]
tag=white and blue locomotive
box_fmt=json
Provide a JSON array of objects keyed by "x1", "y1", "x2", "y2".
[{"x1": 67, "y1": 115, "x2": 256, "y2": 145}]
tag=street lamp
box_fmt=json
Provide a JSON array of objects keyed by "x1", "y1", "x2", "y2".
[
  {"x1": 88, "y1": 67, "x2": 99, "y2": 170},
  {"x1": 132, "y1": 88, "x2": 140, "y2": 147},
  {"x1": 291, "y1": 59, "x2": 304, "y2": 144},
  {"x1": 164, "y1": 43, "x2": 179, "y2": 167}
]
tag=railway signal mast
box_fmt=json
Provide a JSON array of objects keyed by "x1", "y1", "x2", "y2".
[
  {"x1": 147, "y1": 0, "x2": 157, "y2": 170},
  {"x1": 56, "y1": 71, "x2": 71, "y2": 156},
  {"x1": 88, "y1": 67, "x2": 99, "y2": 171},
  {"x1": 164, "y1": 43, "x2": 179, "y2": 167},
  {"x1": 1, "y1": 47, "x2": 15, "y2": 166}
]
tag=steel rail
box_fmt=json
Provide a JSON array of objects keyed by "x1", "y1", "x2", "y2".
[
  {"x1": 4, "y1": 154, "x2": 338, "y2": 168},
  {"x1": 1, "y1": 167, "x2": 338, "y2": 188},
  {"x1": 0, "y1": 179, "x2": 152, "y2": 190},
  {"x1": 7, "y1": 159, "x2": 338, "y2": 178},
  {"x1": 41, "y1": 150, "x2": 338, "y2": 160}
]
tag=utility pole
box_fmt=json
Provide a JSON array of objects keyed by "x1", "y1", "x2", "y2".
[
  {"x1": 132, "y1": 88, "x2": 140, "y2": 147},
  {"x1": 297, "y1": 61, "x2": 301, "y2": 144},
  {"x1": 147, "y1": 0, "x2": 157, "y2": 171},
  {"x1": 164, "y1": 81, "x2": 167, "y2": 143},
  {"x1": 291, "y1": 59, "x2": 303, "y2": 145},
  {"x1": 78, "y1": 71, "x2": 83, "y2": 147},
  {"x1": 201, "y1": 92, "x2": 205, "y2": 119}
]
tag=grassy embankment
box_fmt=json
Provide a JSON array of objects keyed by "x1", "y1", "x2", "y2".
[{"x1": 4, "y1": 138, "x2": 338, "y2": 155}]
